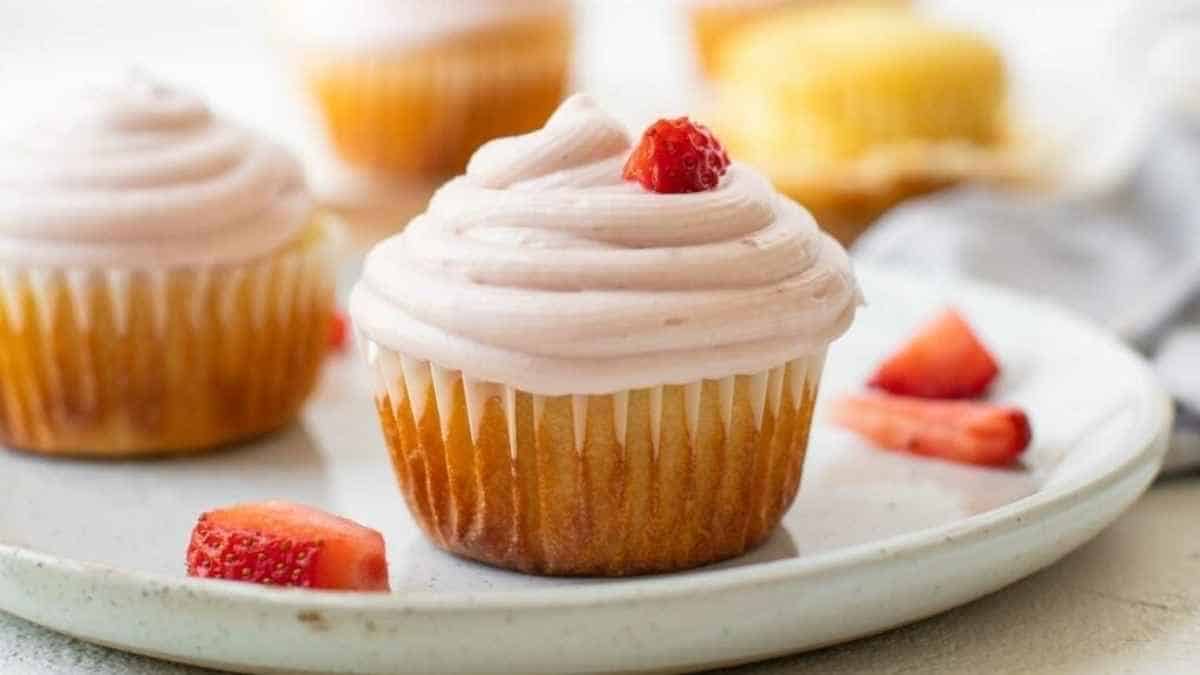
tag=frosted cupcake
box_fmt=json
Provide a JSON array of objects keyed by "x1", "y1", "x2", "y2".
[
  {"x1": 714, "y1": 5, "x2": 1020, "y2": 244},
  {"x1": 285, "y1": 0, "x2": 572, "y2": 177},
  {"x1": 0, "y1": 74, "x2": 337, "y2": 457},
  {"x1": 351, "y1": 95, "x2": 859, "y2": 576}
]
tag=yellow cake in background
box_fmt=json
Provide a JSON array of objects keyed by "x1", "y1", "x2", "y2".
[
  {"x1": 287, "y1": 0, "x2": 572, "y2": 178},
  {"x1": 715, "y1": 5, "x2": 1020, "y2": 243},
  {"x1": 687, "y1": 0, "x2": 908, "y2": 79},
  {"x1": 688, "y1": 0, "x2": 796, "y2": 78}
]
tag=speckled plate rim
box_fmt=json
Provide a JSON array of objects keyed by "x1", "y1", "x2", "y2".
[
  {"x1": 0, "y1": 395, "x2": 1171, "y2": 610},
  {"x1": 0, "y1": 265, "x2": 1175, "y2": 673}
]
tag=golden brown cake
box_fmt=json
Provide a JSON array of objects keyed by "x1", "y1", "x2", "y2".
[
  {"x1": 0, "y1": 75, "x2": 336, "y2": 457},
  {"x1": 351, "y1": 96, "x2": 860, "y2": 576}
]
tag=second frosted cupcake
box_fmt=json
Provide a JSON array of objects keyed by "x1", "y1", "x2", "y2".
[
  {"x1": 351, "y1": 95, "x2": 860, "y2": 576},
  {"x1": 0, "y1": 74, "x2": 336, "y2": 456}
]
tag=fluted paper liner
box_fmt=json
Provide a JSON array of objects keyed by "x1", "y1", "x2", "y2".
[
  {"x1": 300, "y1": 14, "x2": 571, "y2": 176},
  {"x1": 367, "y1": 341, "x2": 824, "y2": 576},
  {"x1": 0, "y1": 222, "x2": 336, "y2": 457}
]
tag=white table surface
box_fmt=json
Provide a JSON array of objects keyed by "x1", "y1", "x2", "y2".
[
  {"x1": 5, "y1": 1, "x2": 1198, "y2": 673},
  {"x1": 3, "y1": 475, "x2": 1198, "y2": 675}
]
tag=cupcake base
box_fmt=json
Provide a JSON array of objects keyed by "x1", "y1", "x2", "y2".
[
  {"x1": 0, "y1": 221, "x2": 337, "y2": 457},
  {"x1": 369, "y1": 347, "x2": 824, "y2": 576}
]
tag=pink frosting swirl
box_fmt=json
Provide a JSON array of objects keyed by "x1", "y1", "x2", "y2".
[
  {"x1": 0, "y1": 73, "x2": 311, "y2": 267},
  {"x1": 352, "y1": 95, "x2": 860, "y2": 395}
]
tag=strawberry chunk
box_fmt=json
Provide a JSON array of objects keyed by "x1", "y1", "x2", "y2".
[
  {"x1": 329, "y1": 311, "x2": 349, "y2": 352},
  {"x1": 186, "y1": 501, "x2": 389, "y2": 592},
  {"x1": 623, "y1": 117, "x2": 731, "y2": 193},
  {"x1": 831, "y1": 393, "x2": 1031, "y2": 467},
  {"x1": 869, "y1": 308, "x2": 1000, "y2": 398}
]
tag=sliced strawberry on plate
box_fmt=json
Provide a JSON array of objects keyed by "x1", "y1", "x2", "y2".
[
  {"x1": 869, "y1": 308, "x2": 1000, "y2": 399},
  {"x1": 186, "y1": 501, "x2": 389, "y2": 592},
  {"x1": 831, "y1": 393, "x2": 1031, "y2": 467}
]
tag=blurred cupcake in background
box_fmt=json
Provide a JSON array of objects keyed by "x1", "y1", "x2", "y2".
[
  {"x1": 0, "y1": 73, "x2": 337, "y2": 457},
  {"x1": 714, "y1": 5, "x2": 1029, "y2": 244},
  {"x1": 284, "y1": 0, "x2": 573, "y2": 178},
  {"x1": 686, "y1": 0, "x2": 908, "y2": 78}
]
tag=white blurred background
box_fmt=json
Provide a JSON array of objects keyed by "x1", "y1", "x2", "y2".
[{"x1": 0, "y1": 0, "x2": 1163, "y2": 197}]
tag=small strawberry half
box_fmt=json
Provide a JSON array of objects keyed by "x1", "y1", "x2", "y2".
[
  {"x1": 831, "y1": 393, "x2": 1030, "y2": 467},
  {"x1": 186, "y1": 501, "x2": 389, "y2": 592},
  {"x1": 869, "y1": 308, "x2": 1000, "y2": 399},
  {"x1": 623, "y1": 117, "x2": 731, "y2": 193},
  {"x1": 329, "y1": 311, "x2": 349, "y2": 352}
]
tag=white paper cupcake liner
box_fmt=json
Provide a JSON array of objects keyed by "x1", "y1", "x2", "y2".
[
  {"x1": 0, "y1": 232, "x2": 336, "y2": 456},
  {"x1": 365, "y1": 338, "x2": 826, "y2": 576}
]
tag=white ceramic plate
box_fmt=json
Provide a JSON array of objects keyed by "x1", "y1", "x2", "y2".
[{"x1": 0, "y1": 265, "x2": 1171, "y2": 675}]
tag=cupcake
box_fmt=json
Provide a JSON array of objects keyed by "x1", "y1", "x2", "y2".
[
  {"x1": 285, "y1": 0, "x2": 573, "y2": 177},
  {"x1": 351, "y1": 95, "x2": 860, "y2": 576},
  {"x1": 0, "y1": 74, "x2": 337, "y2": 457},
  {"x1": 714, "y1": 5, "x2": 1020, "y2": 244}
]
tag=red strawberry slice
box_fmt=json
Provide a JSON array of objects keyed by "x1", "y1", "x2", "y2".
[
  {"x1": 329, "y1": 311, "x2": 349, "y2": 352},
  {"x1": 186, "y1": 501, "x2": 389, "y2": 592},
  {"x1": 869, "y1": 308, "x2": 1000, "y2": 398},
  {"x1": 831, "y1": 393, "x2": 1031, "y2": 467}
]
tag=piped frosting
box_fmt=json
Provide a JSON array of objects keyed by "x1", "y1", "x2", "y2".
[
  {"x1": 0, "y1": 73, "x2": 312, "y2": 268},
  {"x1": 352, "y1": 94, "x2": 860, "y2": 396}
]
